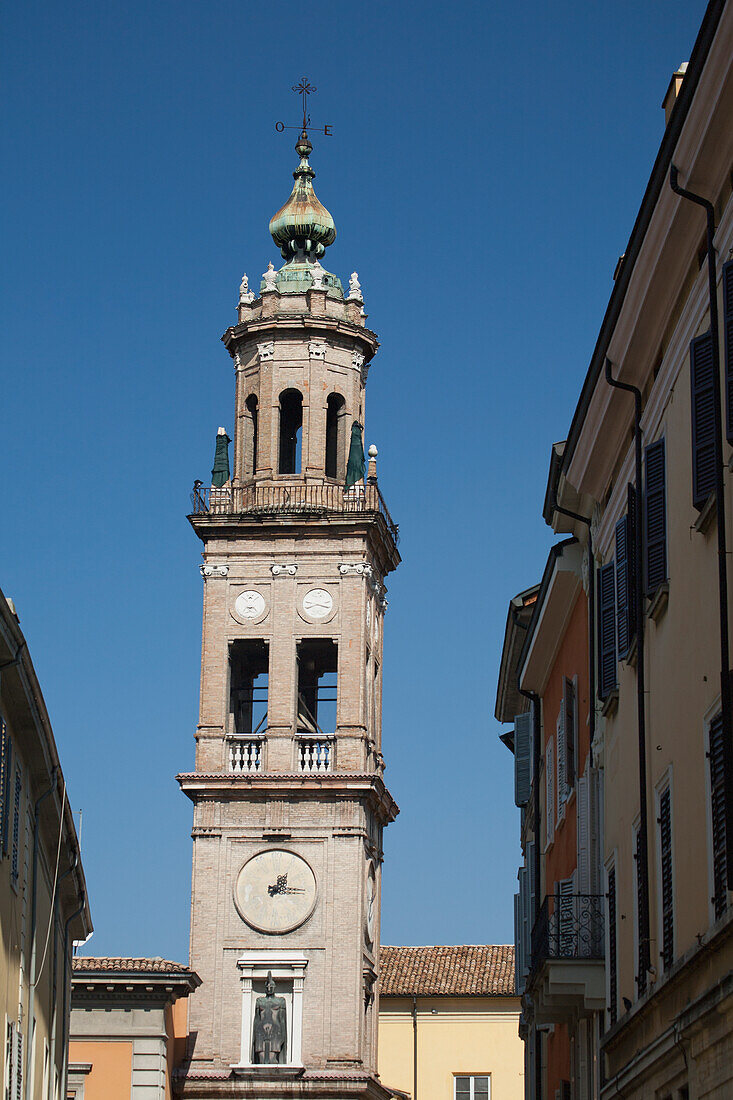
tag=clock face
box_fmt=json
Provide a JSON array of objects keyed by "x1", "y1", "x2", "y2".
[
  {"x1": 235, "y1": 590, "x2": 266, "y2": 620},
  {"x1": 302, "y1": 588, "x2": 333, "y2": 619},
  {"x1": 234, "y1": 849, "x2": 317, "y2": 934}
]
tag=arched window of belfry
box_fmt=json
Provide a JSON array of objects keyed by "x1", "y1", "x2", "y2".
[
  {"x1": 325, "y1": 393, "x2": 347, "y2": 479},
  {"x1": 279, "y1": 389, "x2": 303, "y2": 475},
  {"x1": 244, "y1": 394, "x2": 259, "y2": 476}
]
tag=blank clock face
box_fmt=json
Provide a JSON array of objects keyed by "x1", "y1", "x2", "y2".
[{"x1": 234, "y1": 849, "x2": 317, "y2": 934}]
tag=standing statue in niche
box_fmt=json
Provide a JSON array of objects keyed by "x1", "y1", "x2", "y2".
[{"x1": 252, "y1": 972, "x2": 288, "y2": 1064}]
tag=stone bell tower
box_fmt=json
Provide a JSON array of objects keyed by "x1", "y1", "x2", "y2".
[{"x1": 176, "y1": 129, "x2": 401, "y2": 1099}]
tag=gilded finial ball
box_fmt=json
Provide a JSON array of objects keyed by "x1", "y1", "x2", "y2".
[{"x1": 368, "y1": 445, "x2": 378, "y2": 459}]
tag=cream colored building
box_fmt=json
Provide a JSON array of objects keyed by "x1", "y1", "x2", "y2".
[
  {"x1": 0, "y1": 587, "x2": 91, "y2": 1099},
  {"x1": 378, "y1": 947, "x2": 522, "y2": 1100},
  {"x1": 537, "y1": 1, "x2": 733, "y2": 1096}
]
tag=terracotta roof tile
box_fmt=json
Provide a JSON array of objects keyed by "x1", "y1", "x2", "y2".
[
  {"x1": 72, "y1": 956, "x2": 191, "y2": 975},
  {"x1": 379, "y1": 945, "x2": 515, "y2": 997}
]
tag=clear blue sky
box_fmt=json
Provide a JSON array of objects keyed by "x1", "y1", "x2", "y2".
[{"x1": 2, "y1": 1, "x2": 707, "y2": 959}]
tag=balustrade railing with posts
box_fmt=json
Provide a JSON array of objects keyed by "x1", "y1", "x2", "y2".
[
  {"x1": 190, "y1": 482, "x2": 399, "y2": 544},
  {"x1": 228, "y1": 738, "x2": 263, "y2": 774},
  {"x1": 297, "y1": 738, "x2": 333, "y2": 773},
  {"x1": 531, "y1": 893, "x2": 605, "y2": 971}
]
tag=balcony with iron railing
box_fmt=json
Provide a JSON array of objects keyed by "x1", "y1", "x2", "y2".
[
  {"x1": 190, "y1": 480, "x2": 399, "y2": 545},
  {"x1": 529, "y1": 893, "x2": 606, "y2": 1021}
]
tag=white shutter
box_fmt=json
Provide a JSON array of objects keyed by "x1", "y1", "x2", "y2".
[
  {"x1": 546, "y1": 738, "x2": 555, "y2": 846},
  {"x1": 556, "y1": 709, "x2": 567, "y2": 819},
  {"x1": 577, "y1": 771, "x2": 590, "y2": 894},
  {"x1": 514, "y1": 712, "x2": 532, "y2": 807}
]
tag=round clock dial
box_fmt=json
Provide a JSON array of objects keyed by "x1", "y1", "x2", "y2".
[
  {"x1": 235, "y1": 849, "x2": 317, "y2": 934},
  {"x1": 302, "y1": 588, "x2": 333, "y2": 619}
]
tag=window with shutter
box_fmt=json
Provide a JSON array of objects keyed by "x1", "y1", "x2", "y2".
[
  {"x1": 658, "y1": 786, "x2": 674, "y2": 971},
  {"x1": 546, "y1": 738, "x2": 555, "y2": 847},
  {"x1": 11, "y1": 763, "x2": 22, "y2": 885},
  {"x1": 597, "y1": 562, "x2": 617, "y2": 698},
  {"x1": 690, "y1": 332, "x2": 716, "y2": 509},
  {"x1": 564, "y1": 677, "x2": 576, "y2": 789},
  {"x1": 514, "y1": 712, "x2": 531, "y2": 808},
  {"x1": 577, "y1": 773, "x2": 590, "y2": 895},
  {"x1": 708, "y1": 712, "x2": 728, "y2": 920},
  {"x1": 556, "y1": 708, "x2": 567, "y2": 821},
  {"x1": 616, "y1": 487, "x2": 637, "y2": 658},
  {"x1": 723, "y1": 261, "x2": 733, "y2": 444},
  {"x1": 0, "y1": 718, "x2": 10, "y2": 857},
  {"x1": 514, "y1": 890, "x2": 523, "y2": 993},
  {"x1": 607, "y1": 863, "x2": 618, "y2": 1025},
  {"x1": 644, "y1": 439, "x2": 667, "y2": 596},
  {"x1": 634, "y1": 825, "x2": 646, "y2": 996}
]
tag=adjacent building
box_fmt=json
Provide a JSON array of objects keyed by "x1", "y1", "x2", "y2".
[
  {"x1": 496, "y1": 1, "x2": 733, "y2": 1096},
  {"x1": 0, "y1": 587, "x2": 91, "y2": 1099},
  {"x1": 67, "y1": 958, "x2": 199, "y2": 1100},
  {"x1": 378, "y1": 946, "x2": 522, "y2": 1099}
]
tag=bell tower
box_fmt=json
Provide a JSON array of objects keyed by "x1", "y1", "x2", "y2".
[{"x1": 177, "y1": 126, "x2": 401, "y2": 1100}]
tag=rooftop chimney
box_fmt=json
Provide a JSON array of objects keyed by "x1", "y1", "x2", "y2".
[{"x1": 662, "y1": 62, "x2": 688, "y2": 125}]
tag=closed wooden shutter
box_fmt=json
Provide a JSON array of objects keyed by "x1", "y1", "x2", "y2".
[
  {"x1": 659, "y1": 787, "x2": 674, "y2": 970},
  {"x1": 556, "y1": 708, "x2": 567, "y2": 819},
  {"x1": 0, "y1": 720, "x2": 10, "y2": 857},
  {"x1": 616, "y1": 486, "x2": 637, "y2": 657},
  {"x1": 690, "y1": 332, "x2": 716, "y2": 510},
  {"x1": 546, "y1": 738, "x2": 555, "y2": 846},
  {"x1": 723, "y1": 261, "x2": 733, "y2": 444},
  {"x1": 607, "y1": 864, "x2": 618, "y2": 1025},
  {"x1": 564, "y1": 677, "x2": 576, "y2": 788},
  {"x1": 514, "y1": 712, "x2": 531, "y2": 808},
  {"x1": 644, "y1": 439, "x2": 667, "y2": 595},
  {"x1": 577, "y1": 772, "x2": 590, "y2": 894},
  {"x1": 597, "y1": 562, "x2": 617, "y2": 698},
  {"x1": 709, "y1": 712, "x2": 728, "y2": 919},
  {"x1": 11, "y1": 763, "x2": 21, "y2": 884}
]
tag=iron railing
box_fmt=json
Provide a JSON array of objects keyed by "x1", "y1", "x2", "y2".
[
  {"x1": 190, "y1": 481, "x2": 399, "y2": 544},
  {"x1": 531, "y1": 893, "x2": 605, "y2": 970}
]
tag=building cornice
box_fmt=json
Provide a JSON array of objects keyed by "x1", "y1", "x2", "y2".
[{"x1": 222, "y1": 315, "x2": 379, "y2": 360}]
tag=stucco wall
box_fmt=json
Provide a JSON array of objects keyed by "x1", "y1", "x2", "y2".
[
  {"x1": 378, "y1": 995, "x2": 523, "y2": 1099},
  {"x1": 68, "y1": 1040, "x2": 133, "y2": 1100}
]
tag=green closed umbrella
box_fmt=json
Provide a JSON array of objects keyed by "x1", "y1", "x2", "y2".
[
  {"x1": 211, "y1": 427, "x2": 231, "y2": 488},
  {"x1": 344, "y1": 421, "x2": 365, "y2": 490}
]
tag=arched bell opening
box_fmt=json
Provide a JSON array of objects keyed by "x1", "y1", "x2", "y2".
[
  {"x1": 279, "y1": 388, "x2": 303, "y2": 475},
  {"x1": 325, "y1": 393, "x2": 347, "y2": 480},
  {"x1": 243, "y1": 394, "x2": 259, "y2": 477}
]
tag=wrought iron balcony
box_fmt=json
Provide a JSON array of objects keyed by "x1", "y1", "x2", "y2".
[
  {"x1": 190, "y1": 481, "x2": 399, "y2": 544},
  {"x1": 531, "y1": 893, "x2": 605, "y2": 969}
]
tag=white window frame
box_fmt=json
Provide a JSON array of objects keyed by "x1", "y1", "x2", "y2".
[
  {"x1": 453, "y1": 1075, "x2": 491, "y2": 1099},
  {"x1": 655, "y1": 768, "x2": 674, "y2": 972}
]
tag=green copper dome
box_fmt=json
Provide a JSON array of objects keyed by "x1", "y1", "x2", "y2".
[{"x1": 269, "y1": 132, "x2": 336, "y2": 261}]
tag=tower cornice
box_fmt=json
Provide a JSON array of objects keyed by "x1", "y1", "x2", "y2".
[{"x1": 222, "y1": 315, "x2": 379, "y2": 359}]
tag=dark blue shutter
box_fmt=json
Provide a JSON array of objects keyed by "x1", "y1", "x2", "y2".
[
  {"x1": 709, "y1": 712, "x2": 728, "y2": 920},
  {"x1": 615, "y1": 486, "x2": 636, "y2": 659},
  {"x1": 659, "y1": 788, "x2": 674, "y2": 971},
  {"x1": 644, "y1": 439, "x2": 667, "y2": 596},
  {"x1": 607, "y1": 864, "x2": 617, "y2": 1025},
  {"x1": 597, "y1": 562, "x2": 617, "y2": 699},
  {"x1": 723, "y1": 261, "x2": 733, "y2": 445},
  {"x1": 690, "y1": 332, "x2": 716, "y2": 509}
]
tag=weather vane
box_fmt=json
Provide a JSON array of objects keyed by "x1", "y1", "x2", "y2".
[{"x1": 275, "y1": 77, "x2": 333, "y2": 138}]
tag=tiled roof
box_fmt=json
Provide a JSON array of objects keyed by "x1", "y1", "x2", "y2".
[
  {"x1": 72, "y1": 956, "x2": 191, "y2": 975},
  {"x1": 379, "y1": 945, "x2": 515, "y2": 997}
]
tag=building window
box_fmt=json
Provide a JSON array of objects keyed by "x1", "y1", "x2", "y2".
[
  {"x1": 545, "y1": 737, "x2": 555, "y2": 847},
  {"x1": 597, "y1": 561, "x2": 617, "y2": 698},
  {"x1": 0, "y1": 717, "x2": 11, "y2": 857},
  {"x1": 325, "y1": 393, "x2": 346, "y2": 479},
  {"x1": 607, "y1": 861, "x2": 618, "y2": 1025},
  {"x1": 658, "y1": 784, "x2": 674, "y2": 971},
  {"x1": 708, "y1": 711, "x2": 728, "y2": 920},
  {"x1": 690, "y1": 332, "x2": 716, "y2": 509},
  {"x1": 644, "y1": 438, "x2": 667, "y2": 596},
  {"x1": 278, "y1": 389, "x2": 303, "y2": 474},
  {"x1": 229, "y1": 641, "x2": 269, "y2": 737},
  {"x1": 244, "y1": 394, "x2": 259, "y2": 476},
  {"x1": 455, "y1": 1076, "x2": 490, "y2": 1100},
  {"x1": 616, "y1": 486, "x2": 637, "y2": 659},
  {"x1": 11, "y1": 761, "x2": 22, "y2": 886},
  {"x1": 297, "y1": 640, "x2": 338, "y2": 734}
]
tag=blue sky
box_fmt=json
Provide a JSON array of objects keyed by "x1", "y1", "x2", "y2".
[{"x1": 2, "y1": 1, "x2": 707, "y2": 959}]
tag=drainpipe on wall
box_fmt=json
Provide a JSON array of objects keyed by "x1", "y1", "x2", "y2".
[
  {"x1": 516, "y1": 680, "x2": 542, "y2": 1100},
  {"x1": 669, "y1": 166, "x2": 733, "y2": 888},
  {"x1": 25, "y1": 766, "x2": 59, "y2": 1100},
  {"x1": 60, "y1": 891, "x2": 86, "y2": 1100},
  {"x1": 604, "y1": 358, "x2": 651, "y2": 983},
  {"x1": 49, "y1": 852, "x2": 77, "y2": 1099},
  {"x1": 411, "y1": 994, "x2": 418, "y2": 1100}
]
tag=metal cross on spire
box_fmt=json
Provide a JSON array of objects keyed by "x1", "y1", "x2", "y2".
[{"x1": 275, "y1": 77, "x2": 333, "y2": 138}]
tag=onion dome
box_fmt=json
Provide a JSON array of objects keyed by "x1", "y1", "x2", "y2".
[{"x1": 269, "y1": 132, "x2": 336, "y2": 261}]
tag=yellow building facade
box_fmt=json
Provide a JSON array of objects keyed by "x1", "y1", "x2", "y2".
[{"x1": 378, "y1": 947, "x2": 523, "y2": 1100}]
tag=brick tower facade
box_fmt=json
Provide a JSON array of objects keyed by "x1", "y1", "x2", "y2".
[{"x1": 176, "y1": 131, "x2": 401, "y2": 1099}]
